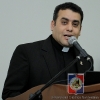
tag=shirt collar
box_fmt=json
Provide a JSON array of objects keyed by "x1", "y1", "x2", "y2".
[{"x1": 62, "y1": 47, "x2": 69, "y2": 52}]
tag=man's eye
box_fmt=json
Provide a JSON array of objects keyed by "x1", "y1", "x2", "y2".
[
  {"x1": 73, "y1": 23, "x2": 78, "y2": 27},
  {"x1": 62, "y1": 21, "x2": 67, "y2": 25}
]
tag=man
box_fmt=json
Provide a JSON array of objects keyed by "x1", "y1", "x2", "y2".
[{"x1": 2, "y1": 2, "x2": 93, "y2": 100}]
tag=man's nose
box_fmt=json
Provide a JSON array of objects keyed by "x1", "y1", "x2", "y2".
[{"x1": 66, "y1": 23, "x2": 73, "y2": 32}]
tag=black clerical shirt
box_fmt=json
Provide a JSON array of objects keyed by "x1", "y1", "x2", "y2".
[{"x1": 51, "y1": 35, "x2": 77, "y2": 84}]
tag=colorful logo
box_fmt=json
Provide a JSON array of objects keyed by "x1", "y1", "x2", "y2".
[{"x1": 68, "y1": 73, "x2": 84, "y2": 94}]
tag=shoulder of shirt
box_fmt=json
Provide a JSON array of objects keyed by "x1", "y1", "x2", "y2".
[
  {"x1": 14, "y1": 39, "x2": 46, "y2": 52},
  {"x1": 17, "y1": 39, "x2": 45, "y2": 48}
]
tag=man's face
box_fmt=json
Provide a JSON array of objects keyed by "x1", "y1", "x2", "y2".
[{"x1": 51, "y1": 9, "x2": 81, "y2": 47}]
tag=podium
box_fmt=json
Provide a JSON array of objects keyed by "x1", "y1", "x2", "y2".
[{"x1": 6, "y1": 83, "x2": 100, "y2": 100}]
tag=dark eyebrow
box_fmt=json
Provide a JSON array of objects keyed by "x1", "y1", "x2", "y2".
[
  {"x1": 61, "y1": 17, "x2": 69, "y2": 21},
  {"x1": 73, "y1": 20, "x2": 79, "y2": 23},
  {"x1": 61, "y1": 17, "x2": 80, "y2": 23}
]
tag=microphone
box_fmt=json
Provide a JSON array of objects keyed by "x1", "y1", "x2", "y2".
[
  {"x1": 68, "y1": 36, "x2": 93, "y2": 75},
  {"x1": 68, "y1": 36, "x2": 88, "y2": 57}
]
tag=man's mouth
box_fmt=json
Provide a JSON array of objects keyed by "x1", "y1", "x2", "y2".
[
  {"x1": 63, "y1": 34, "x2": 73, "y2": 39},
  {"x1": 64, "y1": 34, "x2": 72, "y2": 37}
]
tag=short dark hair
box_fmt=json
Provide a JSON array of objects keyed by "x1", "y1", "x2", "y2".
[{"x1": 53, "y1": 2, "x2": 84, "y2": 24}]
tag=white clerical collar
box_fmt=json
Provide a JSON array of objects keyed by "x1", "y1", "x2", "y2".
[{"x1": 62, "y1": 47, "x2": 69, "y2": 52}]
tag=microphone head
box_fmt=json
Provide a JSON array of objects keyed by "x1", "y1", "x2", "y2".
[{"x1": 68, "y1": 36, "x2": 77, "y2": 45}]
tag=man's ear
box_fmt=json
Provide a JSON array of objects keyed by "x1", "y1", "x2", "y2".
[
  {"x1": 79, "y1": 25, "x2": 82, "y2": 36},
  {"x1": 80, "y1": 25, "x2": 82, "y2": 31},
  {"x1": 51, "y1": 20, "x2": 55, "y2": 31}
]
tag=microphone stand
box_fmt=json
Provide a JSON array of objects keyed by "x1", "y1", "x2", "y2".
[{"x1": 29, "y1": 55, "x2": 81, "y2": 100}]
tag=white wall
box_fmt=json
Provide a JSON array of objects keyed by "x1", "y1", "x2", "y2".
[{"x1": 0, "y1": 0, "x2": 100, "y2": 99}]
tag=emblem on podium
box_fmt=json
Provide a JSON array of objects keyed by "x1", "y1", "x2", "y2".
[{"x1": 68, "y1": 73, "x2": 84, "y2": 94}]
